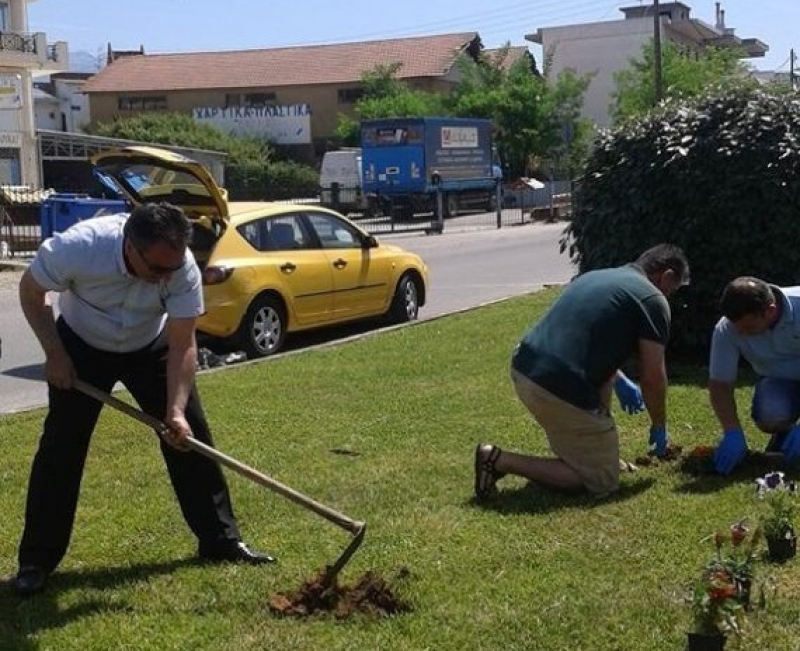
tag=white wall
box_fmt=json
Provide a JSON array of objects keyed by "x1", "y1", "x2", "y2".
[
  {"x1": 53, "y1": 79, "x2": 91, "y2": 132},
  {"x1": 34, "y1": 94, "x2": 59, "y2": 130},
  {"x1": 540, "y1": 18, "x2": 653, "y2": 128},
  {"x1": 8, "y1": 0, "x2": 29, "y2": 31},
  {"x1": 0, "y1": 1, "x2": 38, "y2": 186}
]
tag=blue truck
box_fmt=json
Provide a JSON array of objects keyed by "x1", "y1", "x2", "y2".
[{"x1": 360, "y1": 117, "x2": 501, "y2": 220}]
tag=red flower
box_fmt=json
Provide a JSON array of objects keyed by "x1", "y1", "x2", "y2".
[
  {"x1": 730, "y1": 522, "x2": 748, "y2": 546},
  {"x1": 690, "y1": 445, "x2": 714, "y2": 459}
]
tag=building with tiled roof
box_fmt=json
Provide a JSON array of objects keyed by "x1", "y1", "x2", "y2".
[{"x1": 81, "y1": 32, "x2": 491, "y2": 158}]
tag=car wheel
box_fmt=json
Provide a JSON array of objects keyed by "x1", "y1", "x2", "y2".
[
  {"x1": 388, "y1": 273, "x2": 420, "y2": 323},
  {"x1": 238, "y1": 294, "x2": 286, "y2": 358}
]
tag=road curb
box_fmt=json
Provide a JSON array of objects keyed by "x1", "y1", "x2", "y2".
[{"x1": 0, "y1": 259, "x2": 30, "y2": 271}]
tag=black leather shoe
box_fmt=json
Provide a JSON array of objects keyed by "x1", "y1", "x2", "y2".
[
  {"x1": 198, "y1": 540, "x2": 277, "y2": 565},
  {"x1": 14, "y1": 566, "x2": 48, "y2": 596}
]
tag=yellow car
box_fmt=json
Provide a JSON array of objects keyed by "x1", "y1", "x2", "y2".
[{"x1": 91, "y1": 146, "x2": 429, "y2": 357}]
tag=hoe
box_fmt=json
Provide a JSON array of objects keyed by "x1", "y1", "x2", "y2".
[{"x1": 74, "y1": 379, "x2": 366, "y2": 585}]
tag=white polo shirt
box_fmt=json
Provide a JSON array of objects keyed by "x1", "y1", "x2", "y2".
[
  {"x1": 709, "y1": 286, "x2": 800, "y2": 383},
  {"x1": 30, "y1": 214, "x2": 204, "y2": 353}
]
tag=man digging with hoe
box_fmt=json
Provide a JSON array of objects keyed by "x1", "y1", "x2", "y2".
[{"x1": 14, "y1": 203, "x2": 274, "y2": 596}]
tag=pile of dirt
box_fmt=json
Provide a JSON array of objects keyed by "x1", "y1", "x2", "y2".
[
  {"x1": 634, "y1": 443, "x2": 684, "y2": 467},
  {"x1": 678, "y1": 448, "x2": 786, "y2": 477},
  {"x1": 268, "y1": 567, "x2": 413, "y2": 619},
  {"x1": 633, "y1": 444, "x2": 787, "y2": 477}
]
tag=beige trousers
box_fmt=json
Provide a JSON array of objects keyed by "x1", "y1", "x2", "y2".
[{"x1": 511, "y1": 368, "x2": 620, "y2": 495}]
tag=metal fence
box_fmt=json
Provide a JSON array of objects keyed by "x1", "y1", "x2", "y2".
[
  {"x1": 0, "y1": 180, "x2": 573, "y2": 259},
  {"x1": 0, "y1": 187, "x2": 54, "y2": 258},
  {"x1": 0, "y1": 207, "x2": 42, "y2": 258},
  {"x1": 237, "y1": 180, "x2": 571, "y2": 235}
]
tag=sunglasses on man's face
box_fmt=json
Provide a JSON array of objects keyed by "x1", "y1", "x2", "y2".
[{"x1": 133, "y1": 243, "x2": 185, "y2": 275}]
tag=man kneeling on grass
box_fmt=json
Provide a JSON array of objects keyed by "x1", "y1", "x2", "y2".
[
  {"x1": 474, "y1": 243, "x2": 690, "y2": 500},
  {"x1": 709, "y1": 276, "x2": 800, "y2": 475}
]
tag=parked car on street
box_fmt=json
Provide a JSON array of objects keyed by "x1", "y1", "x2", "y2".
[{"x1": 91, "y1": 146, "x2": 429, "y2": 357}]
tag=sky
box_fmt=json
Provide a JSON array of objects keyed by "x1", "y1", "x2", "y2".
[{"x1": 28, "y1": 0, "x2": 800, "y2": 73}]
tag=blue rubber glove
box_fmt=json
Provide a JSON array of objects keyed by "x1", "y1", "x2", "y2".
[
  {"x1": 649, "y1": 426, "x2": 668, "y2": 457},
  {"x1": 614, "y1": 375, "x2": 645, "y2": 415},
  {"x1": 713, "y1": 428, "x2": 748, "y2": 475},
  {"x1": 781, "y1": 425, "x2": 800, "y2": 463}
]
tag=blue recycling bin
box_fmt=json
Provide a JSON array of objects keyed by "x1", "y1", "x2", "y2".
[{"x1": 40, "y1": 194, "x2": 128, "y2": 240}]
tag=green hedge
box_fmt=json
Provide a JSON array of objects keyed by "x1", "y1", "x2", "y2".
[{"x1": 563, "y1": 87, "x2": 800, "y2": 353}]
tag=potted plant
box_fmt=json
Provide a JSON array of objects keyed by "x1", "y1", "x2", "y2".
[
  {"x1": 690, "y1": 565, "x2": 743, "y2": 650},
  {"x1": 756, "y1": 471, "x2": 798, "y2": 563},
  {"x1": 714, "y1": 522, "x2": 760, "y2": 609},
  {"x1": 688, "y1": 523, "x2": 755, "y2": 650}
]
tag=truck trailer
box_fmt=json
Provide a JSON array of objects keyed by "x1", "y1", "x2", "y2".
[{"x1": 361, "y1": 117, "x2": 501, "y2": 220}]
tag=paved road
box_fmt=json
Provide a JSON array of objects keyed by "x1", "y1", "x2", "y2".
[
  {"x1": 393, "y1": 221, "x2": 572, "y2": 317},
  {"x1": 0, "y1": 220, "x2": 574, "y2": 414}
]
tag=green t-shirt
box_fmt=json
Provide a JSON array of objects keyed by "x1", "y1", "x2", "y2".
[{"x1": 512, "y1": 264, "x2": 670, "y2": 410}]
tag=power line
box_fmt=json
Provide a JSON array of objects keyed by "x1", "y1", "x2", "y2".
[
  {"x1": 773, "y1": 55, "x2": 791, "y2": 72},
  {"x1": 270, "y1": 0, "x2": 627, "y2": 48}
]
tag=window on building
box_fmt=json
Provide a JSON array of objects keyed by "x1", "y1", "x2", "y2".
[
  {"x1": 0, "y1": 147, "x2": 21, "y2": 185},
  {"x1": 0, "y1": 3, "x2": 9, "y2": 31},
  {"x1": 225, "y1": 92, "x2": 276, "y2": 107},
  {"x1": 117, "y1": 96, "x2": 168, "y2": 111},
  {"x1": 337, "y1": 88, "x2": 364, "y2": 104}
]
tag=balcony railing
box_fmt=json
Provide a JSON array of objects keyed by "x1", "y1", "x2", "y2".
[
  {"x1": 0, "y1": 32, "x2": 37, "y2": 55},
  {"x1": 0, "y1": 32, "x2": 67, "y2": 70}
]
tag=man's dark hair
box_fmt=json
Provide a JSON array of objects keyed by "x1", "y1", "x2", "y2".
[
  {"x1": 123, "y1": 202, "x2": 192, "y2": 252},
  {"x1": 719, "y1": 276, "x2": 774, "y2": 321},
  {"x1": 635, "y1": 243, "x2": 690, "y2": 285}
]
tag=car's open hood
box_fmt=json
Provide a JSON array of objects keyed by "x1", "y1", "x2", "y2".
[{"x1": 90, "y1": 146, "x2": 229, "y2": 229}]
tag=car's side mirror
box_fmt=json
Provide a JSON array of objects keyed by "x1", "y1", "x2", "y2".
[{"x1": 362, "y1": 235, "x2": 378, "y2": 249}]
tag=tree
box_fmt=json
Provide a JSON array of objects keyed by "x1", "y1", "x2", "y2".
[
  {"x1": 450, "y1": 45, "x2": 591, "y2": 179},
  {"x1": 334, "y1": 46, "x2": 590, "y2": 179},
  {"x1": 611, "y1": 42, "x2": 754, "y2": 124},
  {"x1": 334, "y1": 64, "x2": 447, "y2": 146},
  {"x1": 535, "y1": 68, "x2": 594, "y2": 179},
  {"x1": 87, "y1": 111, "x2": 268, "y2": 167}
]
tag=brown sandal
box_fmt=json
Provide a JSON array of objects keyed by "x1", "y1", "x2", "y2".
[{"x1": 474, "y1": 444, "x2": 505, "y2": 500}]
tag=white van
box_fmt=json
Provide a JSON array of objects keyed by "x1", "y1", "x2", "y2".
[{"x1": 320, "y1": 148, "x2": 368, "y2": 214}]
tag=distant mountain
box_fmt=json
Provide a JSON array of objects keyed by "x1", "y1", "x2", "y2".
[{"x1": 69, "y1": 50, "x2": 103, "y2": 73}]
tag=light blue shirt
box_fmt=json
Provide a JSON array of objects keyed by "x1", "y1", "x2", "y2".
[
  {"x1": 30, "y1": 214, "x2": 203, "y2": 353},
  {"x1": 709, "y1": 286, "x2": 800, "y2": 383}
]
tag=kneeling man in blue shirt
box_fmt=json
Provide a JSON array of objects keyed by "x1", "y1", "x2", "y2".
[{"x1": 710, "y1": 276, "x2": 800, "y2": 474}]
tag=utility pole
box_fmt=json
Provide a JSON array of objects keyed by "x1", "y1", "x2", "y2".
[
  {"x1": 653, "y1": 0, "x2": 664, "y2": 104},
  {"x1": 791, "y1": 49, "x2": 797, "y2": 90}
]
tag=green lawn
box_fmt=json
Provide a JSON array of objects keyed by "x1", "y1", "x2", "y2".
[{"x1": 1, "y1": 289, "x2": 798, "y2": 650}]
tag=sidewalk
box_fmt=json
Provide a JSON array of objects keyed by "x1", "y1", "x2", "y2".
[{"x1": 0, "y1": 258, "x2": 30, "y2": 270}]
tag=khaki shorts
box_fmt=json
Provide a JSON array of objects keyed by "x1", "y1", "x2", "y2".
[{"x1": 510, "y1": 368, "x2": 619, "y2": 495}]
